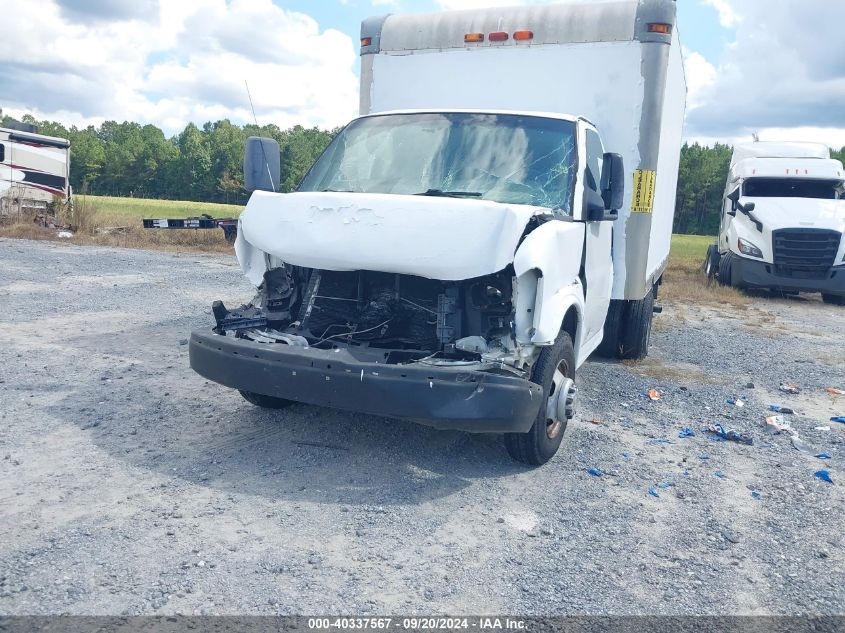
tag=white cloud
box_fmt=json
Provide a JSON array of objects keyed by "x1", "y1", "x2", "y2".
[
  {"x1": 702, "y1": 0, "x2": 738, "y2": 29},
  {"x1": 686, "y1": 0, "x2": 845, "y2": 145},
  {"x1": 682, "y1": 48, "x2": 717, "y2": 111},
  {"x1": 0, "y1": 0, "x2": 359, "y2": 135},
  {"x1": 689, "y1": 127, "x2": 845, "y2": 151}
]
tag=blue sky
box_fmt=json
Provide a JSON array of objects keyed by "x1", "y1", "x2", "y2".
[{"x1": 3, "y1": 0, "x2": 845, "y2": 146}]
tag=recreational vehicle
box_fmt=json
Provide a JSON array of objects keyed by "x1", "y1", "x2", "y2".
[{"x1": 0, "y1": 125, "x2": 71, "y2": 215}]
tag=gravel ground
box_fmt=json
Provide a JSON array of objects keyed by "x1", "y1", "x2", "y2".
[{"x1": 0, "y1": 237, "x2": 843, "y2": 616}]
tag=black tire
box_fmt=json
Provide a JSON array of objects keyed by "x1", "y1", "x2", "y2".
[
  {"x1": 704, "y1": 244, "x2": 720, "y2": 280},
  {"x1": 619, "y1": 288, "x2": 655, "y2": 360},
  {"x1": 504, "y1": 332, "x2": 575, "y2": 466},
  {"x1": 238, "y1": 390, "x2": 295, "y2": 409},
  {"x1": 822, "y1": 294, "x2": 845, "y2": 306},
  {"x1": 595, "y1": 300, "x2": 626, "y2": 358},
  {"x1": 717, "y1": 252, "x2": 732, "y2": 287}
]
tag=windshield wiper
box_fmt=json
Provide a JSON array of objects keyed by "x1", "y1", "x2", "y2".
[{"x1": 414, "y1": 189, "x2": 483, "y2": 198}]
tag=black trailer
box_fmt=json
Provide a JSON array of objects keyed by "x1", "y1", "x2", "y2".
[{"x1": 142, "y1": 215, "x2": 238, "y2": 244}]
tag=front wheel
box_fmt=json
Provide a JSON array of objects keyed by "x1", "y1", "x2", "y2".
[
  {"x1": 822, "y1": 294, "x2": 845, "y2": 306},
  {"x1": 504, "y1": 332, "x2": 576, "y2": 466},
  {"x1": 239, "y1": 390, "x2": 295, "y2": 409}
]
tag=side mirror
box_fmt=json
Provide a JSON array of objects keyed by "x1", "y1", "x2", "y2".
[
  {"x1": 244, "y1": 136, "x2": 281, "y2": 193},
  {"x1": 600, "y1": 152, "x2": 625, "y2": 212},
  {"x1": 743, "y1": 202, "x2": 756, "y2": 212},
  {"x1": 585, "y1": 188, "x2": 609, "y2": 221}
]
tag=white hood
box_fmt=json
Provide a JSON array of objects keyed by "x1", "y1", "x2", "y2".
[
  {"x1": 236, "y1": 191, "x2": 543, "y2": 284},
  {"x1": 744, "y1": 197, "x2": 845, "y2": 233}
]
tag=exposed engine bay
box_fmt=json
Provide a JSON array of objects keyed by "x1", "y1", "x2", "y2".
[{"x1": 211, "y1": 265, "x2": 532, "y2": 376}]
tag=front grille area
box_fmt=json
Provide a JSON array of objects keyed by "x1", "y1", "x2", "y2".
[{"x1": 772, "y1": 229, "x2": 842, "y2": 279}]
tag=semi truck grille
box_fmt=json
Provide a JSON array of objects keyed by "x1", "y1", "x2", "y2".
[{"x1": 772, "y1": 229, "x2": 842, "y2": 279}]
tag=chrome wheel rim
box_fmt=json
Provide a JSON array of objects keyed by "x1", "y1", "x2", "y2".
[{"x1": 545, "y1": 362, "x2": 575, "y2": 439}]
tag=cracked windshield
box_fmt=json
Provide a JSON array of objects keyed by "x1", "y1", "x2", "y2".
[{"x1": 299, "y1": 112, "x2": 577, "y2": 213}]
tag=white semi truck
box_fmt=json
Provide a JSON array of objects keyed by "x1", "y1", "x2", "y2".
[
  {"x1": 705, "y1": 142, "x2": 845, "y2": 305},
  {"x1": 190, "y1": 0, "x2": 687, "y2": 464},
  {"x1": 0, "y1": 124, "x2": 71, "y2": 216}
]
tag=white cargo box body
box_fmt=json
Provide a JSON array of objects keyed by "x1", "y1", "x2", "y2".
[{"x1": 360, "y1": 0, "x2": 686, "y2": 301}]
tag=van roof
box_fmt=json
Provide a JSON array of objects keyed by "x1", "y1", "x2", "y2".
[
  {"x1": 356, "y1": 109, "x2": 582, "y2": 125},
  {"x1": 363, "y1": 0, "x2": 677, "y2": 55}
]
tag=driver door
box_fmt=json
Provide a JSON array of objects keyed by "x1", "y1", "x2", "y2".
[{"x1": 579, "y1": 124, "x2": 614, "y2": 347}]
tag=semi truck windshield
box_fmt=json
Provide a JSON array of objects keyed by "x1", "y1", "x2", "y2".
[
  {"x1": 299, "y1": 113, "x2": 578, "y2": 213},
  {"x1": 743, "y1": 178, "x2": 843, "y2": 200}
]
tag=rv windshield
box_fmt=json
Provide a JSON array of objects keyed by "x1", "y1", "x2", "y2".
[
  {"x1": 743, "y1": 178, "x2": 843, "y2": 200},
  {"x1": 299, "y1": 113, "x2": 578, "y2": 213}
]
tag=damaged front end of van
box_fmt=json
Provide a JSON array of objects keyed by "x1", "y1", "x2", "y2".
[
  {"x1": 190, "y1": 112, "x2": 591, "y2": 437},
  {"x1": 189, "y1": 190, "x2": 586, "y2": 433}
]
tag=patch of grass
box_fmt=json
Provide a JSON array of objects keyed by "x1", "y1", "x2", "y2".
[
  {"x1": 77, "y1": 195, "x2": 243, "y2": 223},
  {"x1": 623, "y1": 356, "x2": 726, "y2": 385},
  {"x1": 0, "y1": 193, "x2": 239, "y2": 253},
  {"x1": 661, "y1": 234, "x2": 750, "y2": 308}
]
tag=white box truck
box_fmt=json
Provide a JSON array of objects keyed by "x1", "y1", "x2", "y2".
[
  {"x1": 190, "y1": 0, "x2": 687, "y2": 464},
  {"x1": 0, "y1": 124, "x2": 71, "y2": 216},
  {"x1": 705, "y1": 142, "x2": 845, "y2": 305}
]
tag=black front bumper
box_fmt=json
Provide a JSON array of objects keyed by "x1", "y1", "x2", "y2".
[
  {"x1": 729, "y1": 253, "x2": 845, "y2": 295},
  {"x1": 189, "y1": 329, "x2": 543, "y2": 433}
]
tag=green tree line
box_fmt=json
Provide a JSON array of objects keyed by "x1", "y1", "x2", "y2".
[
  {"x1": 3, "y1": 111, "x2": 844, "y2": 234},
  {"x1": 1, "y1": 112, "x2": 338, "y2": 204}
]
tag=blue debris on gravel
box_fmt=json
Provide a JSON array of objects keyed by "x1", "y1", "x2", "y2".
[
  {"x1": 714, "y1": 471, "x2": 727, "y2": 479},
  {"x1": 587, "y1": 468, "x2": 604, "y2": 477},
  {"x1": 648, "y1": 487, "x2": 660, "y2": 498},
  {"x1": 768, "y1": 405, "x2": 795, "y2": 414},
  {"x1": 706, "y1": 423, "x2": 753, "y2": 445},
  {"x1": 751, "y1": 490, "x2": 762, "y2": 499},
  {"x1": 814, "y1": 470, "x2": 833, "y2": 484},
  {"x1": 831, "y1": 417, "x2": 845, "y2": 425},
  {"x1": 678, "y1": 427, "x2": 696, "y2": 438},
  {"x1": 815, "y1": 453, "x2": 832, "y2": 460}
]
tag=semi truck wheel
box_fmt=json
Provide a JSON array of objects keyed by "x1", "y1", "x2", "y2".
[
  {"x1": 717, "y1": 253, "x2": 732, "y2": 287},
  {"x1": 704, "y1": 244, "x2": 720, "y2": 279},
  {"x1": 619, "y1": 288, "x2": 655, "y2": 360},
  {"x1": 504, "y1": 332, "x2": 576, "y2": 466},
  {"x1": 239, "y1": 390, "x2": 295, "y2": 409},
  {"x1": 822, "y1": 294, "x2": 845, "y2": 306},
  {"x1": 595, "y1": 300, "x2": 626, "y2": 358}
]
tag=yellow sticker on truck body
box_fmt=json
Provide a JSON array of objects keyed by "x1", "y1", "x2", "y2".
[{"x1": 632, "y1": 169, "x2": 656, "y2": 213}]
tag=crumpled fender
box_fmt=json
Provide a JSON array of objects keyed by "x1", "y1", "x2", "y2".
[
  {"x1": 513, "y1": 221, "x2": 586, "y2": 354},
  {"x1": 234, "y1": 220, "x2": 268, "y2": 286}
]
